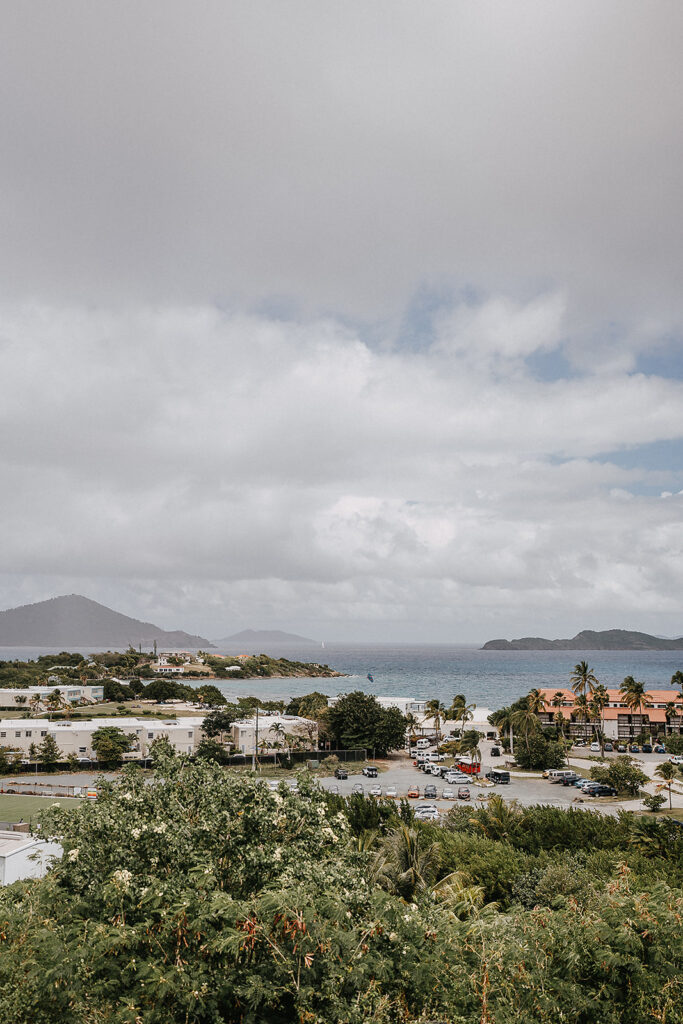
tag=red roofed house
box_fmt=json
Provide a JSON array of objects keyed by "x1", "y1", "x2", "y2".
[{"x1": 535, "y1": 687, "x2": 682, "y2": 742}]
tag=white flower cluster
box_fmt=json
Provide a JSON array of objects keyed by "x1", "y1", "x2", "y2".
[
  {"x1": 67, "y1": 848, "x2": 80, "y2": 862},
  {"x1": 112, "y1": 868, "x2": 133, "y2": 888}
]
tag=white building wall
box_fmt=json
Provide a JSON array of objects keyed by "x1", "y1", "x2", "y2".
[
  {"x1": 0, "y1": 833, "x2": 62, "y2": 885},
  {"x1": 0, "y1": 717, "x2": 207, "y2": 759}
]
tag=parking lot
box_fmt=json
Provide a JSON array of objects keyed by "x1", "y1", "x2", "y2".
[{"x1": 316, "y1": 739, "x2": 683, "y2": 815}]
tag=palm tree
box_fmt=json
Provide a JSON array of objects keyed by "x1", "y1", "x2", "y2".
[
  {"x1": 590, "y1": 683, "x2": 609, "y2": 753},
  {"x1": 378, "y1": 824, "x2": 440, "y2": 901},
  {"x1": 572, "y1": 693, "x2": 591, "y2": 742},
  {"x1": 655, "y1": 761, "x2": 676, "y2": 810},
  {"x1": 29, "y1": 693, "x2": 43, "y2": 715},
  {"x1": 424, "y1": 699, "x2": 446, "y2": 744},
  {"x1": 448, "y1": 695, "x2": 476, "y2": 739},
  {"x1": 469, "y1": 795, "x2": 523, "y2": 842},
  {"x1": 526, "y1": 688, "x2": 546, "y2": 714},
  {"x1": 511, "y1": 705, "x2": 539, "y2": 754},
  {"x1": 404, "y1": 712, "x2": 420, "y2": 746},
  {"x1": 489, "y1": 706, "x2": 514, "y2": 756},
  {"x1": 619, "y1": 677, "x2": 650, "y2": 740},
  {"x1": 665, "y1": 701, "x2": 681, "y2": 735},
  {"x1": 570, "y1": 661, "x2": 598, "y2": 699}
]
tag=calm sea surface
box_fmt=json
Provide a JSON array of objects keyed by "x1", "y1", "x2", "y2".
[{"x1": 2, "y1": 642, "x2": 682, "y2": 711}]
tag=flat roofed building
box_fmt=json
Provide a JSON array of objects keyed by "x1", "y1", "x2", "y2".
[
  {"x1": 0, "y1": 716, "x2": 207, "y2": 759},
  {"x1": 0, "y1": 830, "x2": 62, "y2": 885},
  {"x1": 232, "y1": 713, "x2": 317, "y2": 755},
  {"x1": 0, "y1": 684, "x2": 104, "y2": 710}
]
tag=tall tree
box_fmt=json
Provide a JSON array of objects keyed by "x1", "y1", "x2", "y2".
[
  {"x1": 424, "y1": 699, "x2": 446, "y2": 743},
  {"x1": 590, "y1": 683, "x2": 610, "y2": 752},
  {"x1": 526, "y1": 689, "x2": 546, "y2": 714},
  {"x1": 38, "y1": 734, "x2": 62, "y2": 768},
  {"x1": 619, "y1": 677, "x2": 650, "y2": 737},
  {"x1": 570, "y1": 661, "x2": 598, "y2": 699}
]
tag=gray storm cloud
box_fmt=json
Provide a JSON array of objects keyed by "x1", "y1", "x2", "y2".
[{"x1": 0, "y1": 1, "x2": 682, "y2": 639}]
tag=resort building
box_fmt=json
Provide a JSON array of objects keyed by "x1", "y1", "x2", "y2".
[
  {"x1": 0, "y1": 684, "x2": 104, "y2": 711},
  {"x1": 231, "y1": 712, "x2": 318, "y2": 755},
  {"x1": 0, "y1": 716, "x2": 207, "y2": 759},
  {"x1": 536, "y1": 687, "x2": 683, "y2": 741}
]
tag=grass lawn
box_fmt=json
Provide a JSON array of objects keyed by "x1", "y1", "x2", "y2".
[{"x1": 0, "y1": 793, "x2": 83, "y2": 824}]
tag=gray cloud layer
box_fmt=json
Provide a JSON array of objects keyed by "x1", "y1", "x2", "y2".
[{"x1": 1, "y1": 2, "x2": 682, "y2": 639}]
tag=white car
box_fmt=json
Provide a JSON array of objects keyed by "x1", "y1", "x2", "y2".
[
  {"x1": 590, "y1": 742, "x2": 600, "y2": 752},
  {"x1": 669, "y1": 755, "x2": 683, "y2": 765},
  {"x1": 385, "y1": 785, "x2": 398, "y2": 798},
  {"x1": 441, "y1": 787, "x2": 455, "y2": 800},
  {"x1": 445, "y1": 772, "x2": 470, "y2": 785},
  {"x1": 414, "y1": 803, "x2": 439, "y2": 821}
]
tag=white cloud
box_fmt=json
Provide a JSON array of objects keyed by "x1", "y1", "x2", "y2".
[{"x1": 0, "y1": 300, "x2": 682, "y2": 638}]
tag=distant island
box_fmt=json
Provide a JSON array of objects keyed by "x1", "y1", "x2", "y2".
[
  {"x1": 0, "y1": 595, "x2": 214, "y2": 649},
  {"x1": 482, "y1": 628, "x2": 683, "y2": 651},
  {"x1": 218, "y1": 629, "x2": 318, "y2": 646}
]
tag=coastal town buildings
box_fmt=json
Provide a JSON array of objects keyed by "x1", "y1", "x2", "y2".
[
  {"x1": 536, "y1": 687, "x2": 682, "y2": 740},
  {"x1": 0, "y1": 716, "x2": 206, "y2": 759},
  {"x1": 231, "y1": 712, "x2": 318, "y2": 755},
  {"x1": 0, "y1": 684, "x2": 104, "y2": 711}
]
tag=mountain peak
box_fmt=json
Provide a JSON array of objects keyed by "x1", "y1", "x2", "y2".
[{"x1": 0, "y1": 594, "x2": 213, "y2": 648}]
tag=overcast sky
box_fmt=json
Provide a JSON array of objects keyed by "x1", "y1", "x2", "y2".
[{"x1": 1, "y1": 1, "x2": 682, "y2": 642}]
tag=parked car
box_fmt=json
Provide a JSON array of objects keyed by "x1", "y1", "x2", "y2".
[
  {"x1": 616, "y1": 744, "x2": 627, "y2": 753},
  {"x1": 416, "y1": 738, "x2": 430, "y2": 749},
  {"x1": 407, "y1": 785, "x2": 420, "y2": 798},
  {"x1": 329, "y1": 784, "x2": 339, "y2": 795},
  {"x1": 351, "y1": 783, "x2": 363, "y2": 795},
  {"x1": 572, "y1": 777, "x2": 588, "y2": 787},
  {"x1": 654, "y1": 744, "x2": 666, "y2": 753},
  {"x1": 424, "y1": 783, "x2": 438, "y2": 799},
  {"x1": 369, "y1": 784, "x2": 382, "y2": 797},
  {"x1": 603, "y1": 743, "x2": 613, "y2": 752},
  {"x1": 414, "y1": 803, "x2": 439, "y2": 821},
  {"x1": 669, "y1": 755, "x2": 683, "y2": 765},
  {"x1": 457, "y1": 786, "x2": 471, "y2": 800},
  {"x1": 561, "y1": 773, "x2": 581, "y2": 786},
  {"x1": 590, "y1": 742, "x2": 600, "y2": 752},
  {"x1": 362, "y1": 765, "x2": 378, "y2": 777},
  {"x1": 589, "y1": 784, "x2": 617, "y2": 796},
  {"x1": 573, "y1": 739, "x2": 586, "y2": 747},
  {"x1": 629, "y1": 744, "x2": 640, "y2": 753},
  {"x1": 385, "y1": 785, "x2": 398, "y2": 799},
  {"x1": 334, "y1": 767, "x2": 348, "y2": 780},
  {"x1": 490, "y1": 746, "x2": 501, "y2": 757},
  {"x1": 445, "y1": 771, "x2": 470, "y2": 784},
  {"x1": 641, "y1": 743, "x2": 653, "y2": 753},
  {"x1": 441, "y1": 787, "x2": 455, "y2": 800}
]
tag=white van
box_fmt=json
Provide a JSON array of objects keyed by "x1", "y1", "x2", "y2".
[
  {"x1": 416, "y1": 738, "x2": 430, "y2": 749},
  {"x1": 546, "y1": 769, "x2": 574, "y2": 782}
]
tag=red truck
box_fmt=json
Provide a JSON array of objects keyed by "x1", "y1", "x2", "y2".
[{"x1": 455, "y1": 757, "x2": 481, "y2": 775}]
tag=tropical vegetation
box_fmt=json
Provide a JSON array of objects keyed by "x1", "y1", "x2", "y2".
[{"x1": 2, "y1": 755, "x2": 683, "y2": 1022}]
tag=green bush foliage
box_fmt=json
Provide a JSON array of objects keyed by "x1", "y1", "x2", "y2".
[{"x1": 1, "y1": 758, "x2": 683, "y2": 1022}]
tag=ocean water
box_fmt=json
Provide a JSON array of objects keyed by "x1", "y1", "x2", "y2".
[{"x1": 2, "y1": 642, "x2": 682, "y2": 711}]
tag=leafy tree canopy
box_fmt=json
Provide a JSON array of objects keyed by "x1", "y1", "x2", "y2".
[{"x1": 327, "y1": 691, "x2": 407, "y2": 755}]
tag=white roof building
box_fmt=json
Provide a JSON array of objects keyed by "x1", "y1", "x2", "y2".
[
  {"x1": 232, "y1": 713, "x2": 318, "y2": 755},
  {"x1": 0, "y1": 716, "x2": 207, "y2": 759},
  {"x1": 0, "y1": 684, "x2": 104, "y2": 709},
  {"x1": 0, "y1": 830, "x2": 62, "y2": 885}
]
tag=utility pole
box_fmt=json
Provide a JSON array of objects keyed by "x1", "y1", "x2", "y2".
[{"x1": 252, "y1": 704, "x2": 259, "y2": 771}]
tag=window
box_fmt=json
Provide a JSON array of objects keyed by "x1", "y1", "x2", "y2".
[
  {"x1": 148, "y1": 732, "x2": 154, "y2": 739},
  {"x1": 41, "y1": 731, "x2": 46, "y2": 736},
  {"x1": 25, "y1": 731, "x2": 32, "y2": 737},
  {"x1": 15, "y1": 731, "x2": 21, "y2": 738},
  {"x1": 79, "y1": 747, "x2": 86, "y2": 753},
  {"x1": 0, "y1": 732, "x2": 5, "y2": 738},
  {"x1": 188, "y1": 731, "x2": 193, "y2": 737}
]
